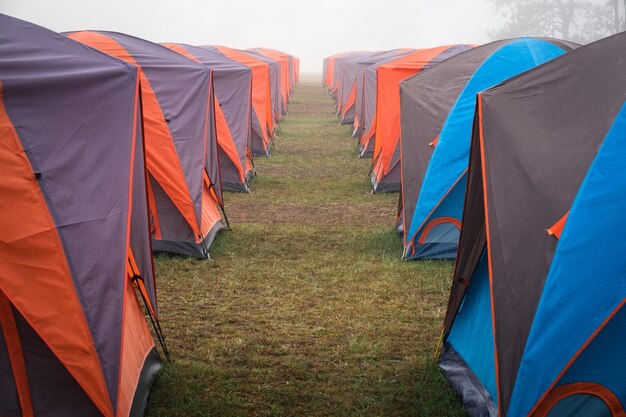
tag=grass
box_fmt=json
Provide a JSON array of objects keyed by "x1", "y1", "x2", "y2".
[{"x1": 146, "y1": 74, "x2": 465, "y2": 417}]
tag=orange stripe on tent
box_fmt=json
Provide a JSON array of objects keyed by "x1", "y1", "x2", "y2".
[
  {"x1": 362, "y1": 117, "x2": 377, "y2": 151},
  {"x1": 376, "y1": 46, "x2": 457, "y2": 176},
  {"x1": 0, "y1": 290, "x2": 34, "y2": 417},
  {"x1": 341, "y1": 83, "x2": 357, "y2": 118},
  {"x1": 116, "y1": 272, "x2": 156, "y2": 417},
  {"x1": 215, "y1": 46, "x2": 273, "y2": 145},
  {"x1": 533, "y1": 382, "x2": 626, "y2": 417},
  {"x1": 0, "y1": 81, "x2": 114, "y2": 417},
  {"x1": 417, "y1": 217, "x2": 461, "y2": 244},
  {"x1": 214, "y1": 95, "x2": 246, "y2": 181},
  {"x1": 200, "y1": 181, "x2": 223, "y2": 238},
  {"x1": 254, "y1": 49, "x2": 289, "y2": 109},
  {"x1": 126, "y1": 250, "x2": 156, "y2": 319},
  {"x1": 547, "y1": 211, "x2": 569, "y2": 239},
  {"x1": 68, "y1": 32, "x2": 201, "y2": 237}
]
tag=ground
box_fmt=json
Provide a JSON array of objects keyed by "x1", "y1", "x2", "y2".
[{"x1": 146, "y1": 75, "x2": 465, "y2": 417}]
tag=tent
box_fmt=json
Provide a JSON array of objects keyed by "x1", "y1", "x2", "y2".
[
  {"x1": 369, "y1": 44, "x2": 474, "y2": 193},
  {"x1": 67, "y1": 31, "x2": 227, "y2": 258},
  {"x1": 332, "y1": 52, "x2": 373, "y2": 122},
  {"x1": 163, "y1": 43, "x2": 255, "y2": 192},
  {"x1": 245, "y1": 49, "x2": 283, "y2": 126},
  {"x1": 358, "y1": 49, "x2": 415, "y2": 158},
  {"x1": 401, "y1": 38, "x2": 578, "y2": 260},
  {"x1": 352, "y1": 49, "x2": 414, "y2": 139},
  {"x1": 440, "y1": 32, "x2": 626, "y2": 417},
  {"x1": 1, "y1": 14, "x2": 162, "y2": 416},
  {"x1": 208, "y1": 45, "x2": 274, "y2": 156},
  {"x1": 249, "y1": 48, "x2": 292, "y2": 115}
]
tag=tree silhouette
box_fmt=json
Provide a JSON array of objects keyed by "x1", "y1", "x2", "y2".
[{"x1": 488, "y1": 0, "x2": 625, "y2": 43}]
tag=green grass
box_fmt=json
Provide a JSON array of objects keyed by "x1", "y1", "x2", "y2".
[{"x1": 146, "y1": 76, "x2": 465, "y2": 417}]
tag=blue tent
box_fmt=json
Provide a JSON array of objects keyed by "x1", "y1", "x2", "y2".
[
  {"x1": 400, "y1": 38, "x2": 578, "y2": 260},
  {"x1": 440, "y1": 32, "x2": 626, "y2": 417}
]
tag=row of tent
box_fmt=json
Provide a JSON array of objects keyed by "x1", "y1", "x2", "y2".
[
  {"x1": 325, "y1": 33, "x2": 626, "y2": 417},
  {"x1": 0, "y1": 14, "x2": 298, "y2": 417}
]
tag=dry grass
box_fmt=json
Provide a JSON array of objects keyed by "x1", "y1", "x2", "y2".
[{"x1": 146, "y1": 76, "x2": 465, "y2": 417}]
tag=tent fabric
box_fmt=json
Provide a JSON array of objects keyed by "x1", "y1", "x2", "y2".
[
  {"x1": 249, "y1": 48, "x2": 292, "y2": 114},
  {"x1": 163, "y1": 43, "x2": 254, "y2": 192},
  {"x1": 67, "y1": 31, "x2": 226, "y2": 258},
  {"x1": 352, "y1": 49, "x2": 413, "y2": 139},
  {"x1": 369, "y1": 44, "x2": 474, "y2": 193},
  {"x1": 0, "y1": 14, "x2": 161, "y2": 417},
  {"x1": 211, "y1": 45, "x2": 274, "y2": 156},
  {"x1": 441, "y1": 32, "x2": 625, "y2": 417},
  {"x1": 359, "y1": 49, "x2": 415, "y2": 158},
  {"x1": 402, "y1": 38, "x2": 578, "y2": 260},
  {"x1": 245, "y1": 49, "x2": 283, "y2": 127}
]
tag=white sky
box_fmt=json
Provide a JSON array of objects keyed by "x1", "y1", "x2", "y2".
[{"x1": 1, "y1": 0, "x2": 499, "y2": 73}]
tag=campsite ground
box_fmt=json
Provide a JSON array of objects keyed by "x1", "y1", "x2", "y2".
[{"x1": 147, "y1": 74, "x2": 465, "y2": 417}]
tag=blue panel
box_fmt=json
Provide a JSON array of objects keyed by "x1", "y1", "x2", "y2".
[
  {"x1": 406, "y1": 39, "x2": 567, "y2": 243},
  {"x1": 408, "y1": 173, "x2": 467, "y2": 259},
  {"x1": 557, "y1": 305, "x2": 626, "y2": 407},
  {"x1": 546, "y1": 394, "x2": 612, "y2": 417},
  {"x1": 448, "y1": 250, "x2": 498, "y2": 403},
  {"x1": 508, "y1": 102, "x2": 626, "y2": 417}
]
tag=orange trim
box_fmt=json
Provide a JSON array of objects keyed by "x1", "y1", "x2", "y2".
[
  {"x1": 215, "y1": 46, "x2": 272, "y2": 145},
  {"x1": 145, "y1": 175, "x2": 161, "y2": 239},
  {"x1": 214, "y1": 95, "x2": 246, "y2": 181},
  {"x1": 126, "y1": 249, "x2": 156, "y2": 319},
  {"x1": 429, "y1": 135, "x2": 439, "y2": 147},
  {"x1": 341, "y1": 83, "x2": 356, "y2": 118},
  {"x1": 547, "y1": 211, "x2": 569, "y2": 239},
  {"x1": 0, "y1": 81, "x2": 114, "y2": 416},
  {"x1": 417, "y1": 217, "x2": 461, "y2": 244},
  {"x1": 116, "y1": 269, "x2": 156, "y2": 417},
  {"x1": 361, "y1": 117, "x2": 377, "y2": 150},
  {"x1": 405, "y1": 169, "x2": 468, "y2": 250},
  {"x1": 527, "y1": 298, "x2": 626, "y2": 417},
  {"x1": 116, "y1": 72, "x2": 141, "y2": 416},
  {"x1": 0, "y1": 290, "x2": 34, "y2": 417},
  {"x1": 477, "y1": 94, "x2": 503, "y2": 416},
  {"x1": 533, "y1": 383, "x2": 626, "y2": 417}
]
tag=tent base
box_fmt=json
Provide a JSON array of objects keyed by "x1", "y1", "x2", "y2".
[
  {"x1": 440, "y1": 344, "x2": 497, "y2": 417},
  {"x1": 370, "y1": 172, "x2": 400, "y2": 193},
  {"x1": 223, "y1": 181, "x2": 250, "y2": 193},
  {"x1": 404, "y1": 242, "x2": 458, "y2": 260},
  {"x1": 129, "y1": 347, "x2": 163, "y2": 417},
  {"x1": 152, "y1": 221, "x2": 226, "y2": 259}
]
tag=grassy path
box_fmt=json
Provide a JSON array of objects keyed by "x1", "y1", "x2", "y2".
[{"x1": 147, "y1": 76, "x2": 464, "y2": 417}]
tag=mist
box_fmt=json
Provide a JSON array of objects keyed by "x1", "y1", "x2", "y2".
[{"x1": 0, "y1": 0, "x2": 498, "y2": 73}]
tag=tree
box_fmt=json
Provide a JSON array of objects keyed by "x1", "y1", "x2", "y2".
[{"x1": 488, "y1": 0, "x2": 625, "y2": 43}]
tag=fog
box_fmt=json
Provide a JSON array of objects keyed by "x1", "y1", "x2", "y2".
[{"x1": 1, "y1": 0, "x2": 499, "y2": 72}]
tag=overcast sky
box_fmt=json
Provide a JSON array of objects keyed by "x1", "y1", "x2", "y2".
[{"x1": 1, "y1": 0, "x2": 499, "y2": 73}]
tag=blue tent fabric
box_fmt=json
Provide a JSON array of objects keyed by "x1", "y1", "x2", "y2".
[{"x1": 447, "y1": 250, "x2": 497, "y2": 402}]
